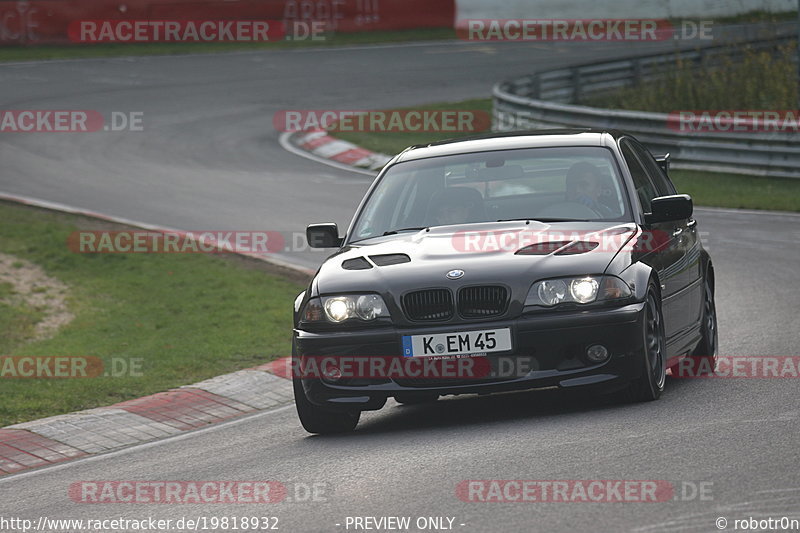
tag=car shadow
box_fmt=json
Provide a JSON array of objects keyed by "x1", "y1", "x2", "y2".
[{"x1": 296, "y1": 371, "x2": 716, "y2": 441}]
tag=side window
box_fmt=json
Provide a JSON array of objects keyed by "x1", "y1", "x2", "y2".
[
  {"x1": 621, "y1": 140, "x2": 657, "y2": 213},
  {"x1": 630, "y1": 141, "x2": 674, "y2": 197}
]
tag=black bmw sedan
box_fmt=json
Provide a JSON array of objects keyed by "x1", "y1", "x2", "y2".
[{"x1": 292, "y1": 129, "x2": 717, "y2": 434}]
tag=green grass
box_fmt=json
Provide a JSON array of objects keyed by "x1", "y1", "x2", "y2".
[
  {"x1": 2, "y1": 11, "x2": 792, "y2": 63},
  {"x1": 0, "y1": 201, "x2": 305, "y2": 426},
  {"x1": 669, "y1": 170, "x2": 800, "y2": 212},
  {"x1": 0, "y1": 28, "x2": 455, "y2": 62},
  {"x1": 701, "y1": 9, "x2": 798, "y2": 25},
  {"x1": 582, "y1": 42, "x2": 797, "y2": 111},
  {"x1": 0, "y1": 280, "x2": 44, "y2": 355}
]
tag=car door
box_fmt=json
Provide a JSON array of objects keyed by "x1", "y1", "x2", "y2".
[
  {"x1": 619, "y1": 138, "x2": 685, "y2": 342},
  {"x1": 629, "y1": 139, "x2": 704, "y2": 338}
]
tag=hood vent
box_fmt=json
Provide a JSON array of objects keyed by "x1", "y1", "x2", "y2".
[
  {"x1": 516, "y1": 241, "x2": 599, "y2": 256},
  {"x1": 555, "y1": 241, "x2": 599, "y2": 255},
  {"x1": 342, "y1": 257, "x2": 373, "y2": 270},
  {"x1": 369, "y1": 254, "x2": 411, "y2": 266},
  {"x1": 516, "y1": 241, "x2": 572, "y2": 255}
]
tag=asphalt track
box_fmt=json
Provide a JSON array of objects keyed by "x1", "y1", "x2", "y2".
[
  {"x1": 1, "y1": 34, "x2": 799, "y2": 533},
  {"x1": 0, "y1": 35, "x2": 704, "y2": 269}
]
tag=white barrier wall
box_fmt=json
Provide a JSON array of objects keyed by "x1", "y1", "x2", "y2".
[{"x1": 456, "y1": 0, "x2": 796, "y2": 20}]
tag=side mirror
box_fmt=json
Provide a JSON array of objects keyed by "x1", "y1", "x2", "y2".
[
  {"x1": 654, "y1": 153, "x2": 670, "y2": 175},
  {"x1": 645, "y1": 194, "x2": 693, "y2": 224},
  {"x1": 306, "y1": 223, "x2": 343, "y2": 248}
]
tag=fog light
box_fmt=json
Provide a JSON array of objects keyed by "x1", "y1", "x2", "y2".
[
  {"x1": 586, "y1": 344, "x2": 609, "y2": 363},
  {"x1": 321, "y1": 362, "x2": 343, "y2": 382}
]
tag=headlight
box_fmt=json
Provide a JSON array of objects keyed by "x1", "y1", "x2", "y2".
[
  {"x1": 355, "y1": 294, "x2": 385, "y2": 320},
  {"x1": 302, "y1": 295, "x2": 390, "y2": 323},
  {"x1": 570, "y1": 278, "x2": 599, "y2": 304},
  {"x1": 537, "y1": 279, "x2": 568, "y2": 306},
  {"x1": 526, "y1": 276, "x2": 631, "y2": 307},
  {"x1": 324, "y1": 297, "x2": 353, "y2": 323}
]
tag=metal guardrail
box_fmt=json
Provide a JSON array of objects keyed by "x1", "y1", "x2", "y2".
[{"x1": 493, "y1": 24, "x2": 800, "y2": 178}]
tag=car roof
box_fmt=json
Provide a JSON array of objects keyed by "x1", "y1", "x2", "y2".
[{"x1": 394, "y1": 129, "x2": 623, "y2": 163}]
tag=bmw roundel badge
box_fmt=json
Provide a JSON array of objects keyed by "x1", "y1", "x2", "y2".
[{"x1": 446, "y1": 269, "x2": 465, "y2": 280}]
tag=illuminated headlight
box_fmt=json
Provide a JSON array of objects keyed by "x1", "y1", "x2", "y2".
[
  {"x1": 526, "y1": 276, "x2": 631, "y2": 307},
  {"x1": 570, "y1": 278, "x2": 599, "y2": 304},
  {"x1": 324, "y1": 297, "x2": 353, "y2": 323},
  {"x1": 303, "y1": 295, "x2": 390, "y2": 323}
]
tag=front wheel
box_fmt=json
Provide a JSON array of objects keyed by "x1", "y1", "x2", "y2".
[
  {"x1": 625, "y1": 285, "x2": 667, "y2": 402},
  {"x1": 690, "y1": 273, "x2": 718, "y2": 371},
  {"x1": 293, "y1": 379, "x2": 360, "y2": 434}
]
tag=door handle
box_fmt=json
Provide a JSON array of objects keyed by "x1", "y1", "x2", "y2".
[
  {"x1": 687, "y1": 219, "x2": 697, "y2": 229},
  {"x1": 672, "y1": 228, "x2": 683, "y2": 237}
]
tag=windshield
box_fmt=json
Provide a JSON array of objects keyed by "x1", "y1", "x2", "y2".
[{"x1": 350, "y1": 146, "x2": 631, "y2": 242}]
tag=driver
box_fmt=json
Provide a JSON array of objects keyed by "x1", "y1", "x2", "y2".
[{"x1": 565, "y1": 162, "x2": 613, "y2": 215}]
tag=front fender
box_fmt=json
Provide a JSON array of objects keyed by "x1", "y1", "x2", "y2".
[{"x1": 618, "y1": 261, "x2": 657, "y2": 302}]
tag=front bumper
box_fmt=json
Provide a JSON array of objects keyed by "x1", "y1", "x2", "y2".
[{"x1": 294, "y1": 301, "x2": 646, "y2": 410}]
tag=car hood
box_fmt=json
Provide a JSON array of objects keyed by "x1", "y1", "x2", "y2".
[{"x1": 314, "y1": 221, "x2": 637, "y2": 296}]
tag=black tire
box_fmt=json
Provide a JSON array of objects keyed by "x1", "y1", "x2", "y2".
[
  {"x1": 293, "y1": 378, "x2": 360, "y2": 434},
  {"x1": 395, "y1": 393, "x2": 439, "y2": 405},
  {"x1": 689, "y1": 271, "x2": 718, "y2": 374},
  {"x1": 625, "y1": 284, "x2": 667, "y2": 402}
]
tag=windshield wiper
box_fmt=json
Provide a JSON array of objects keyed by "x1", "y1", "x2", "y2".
[
  {"x1": 497, "y1": 218, "x2": 589, "y2": 223},
  {"x1": 383, "y1": 227, "x2": 428, "y2": 236}
]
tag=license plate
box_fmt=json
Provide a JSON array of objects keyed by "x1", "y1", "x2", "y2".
[{"x1": 402, "y1": 328, "x2": 512, "y2": 357}]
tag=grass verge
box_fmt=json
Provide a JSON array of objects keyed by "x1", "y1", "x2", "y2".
[
  {"x1": 0, "y1": 201, "x2": 306, "y2": 426},
  {"x1": 668, "y1": 170, "x2": 800, "y2": 212},
  {"x1": 582, "y1": 41, "x2": 797, "y2": 112},
  {"x1": 0, "y1": 28, "x2": 455, "y2": 62},
  {"x1": 334, "y1": 98, "x2": 800, "y2": 212},
  {"x1": 0, "y1": 281, "x2": 43, "y2": 355}
]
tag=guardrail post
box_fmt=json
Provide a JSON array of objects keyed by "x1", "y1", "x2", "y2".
[{"x1": 698, "y1": 48, "x2": 708, "y2": 72}]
